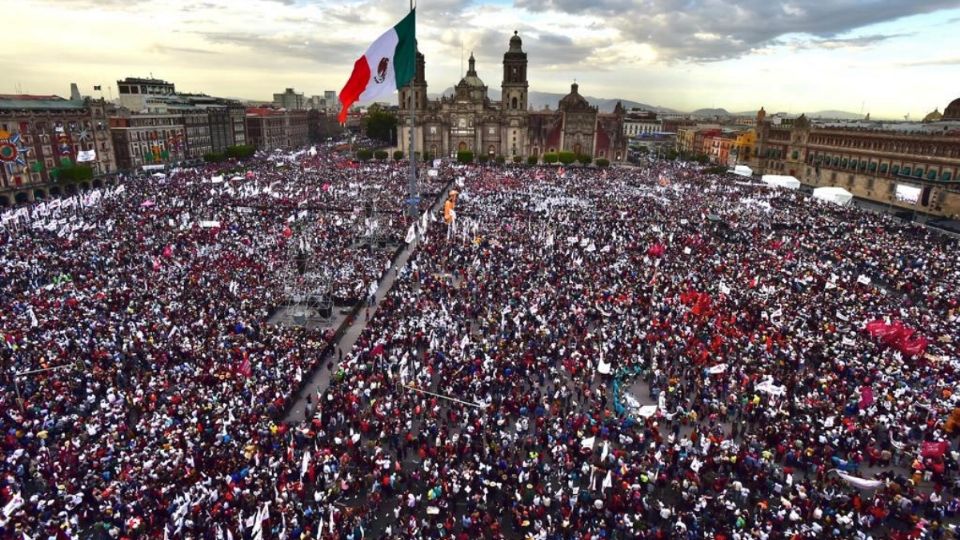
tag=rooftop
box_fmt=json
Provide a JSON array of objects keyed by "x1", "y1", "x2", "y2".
[{"x1": 0, "y1": 94, "x2": 86, "y2": 111}]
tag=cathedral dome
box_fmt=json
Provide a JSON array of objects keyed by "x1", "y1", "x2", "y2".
[
  {"x1": 944, "y1": 98, "x2": 960, "y2": 121},
  {"x1": 459, "y1": 53, "x2": 485, "y2": 88},
  {"x1": 923, "y1": 108, "x2": 943, "y2": 123},
  {"x1": 559, "y1": 83, "x2": 590, "y2": 110}
]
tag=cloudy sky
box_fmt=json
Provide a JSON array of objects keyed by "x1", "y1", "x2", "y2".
[{"x1": 7, "y1": 0, "x2": 960, "y2": 118}]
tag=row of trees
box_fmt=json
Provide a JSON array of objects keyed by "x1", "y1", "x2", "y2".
[
  {"x1": 203, "y1": 145, "x2": 257, "y2": 163},
  {"x1": 355, "y1": 148, "x2": 612, "y2": 168},
  {"x1": 456, "y1": 151, "x2": 610, "y2": 167}
]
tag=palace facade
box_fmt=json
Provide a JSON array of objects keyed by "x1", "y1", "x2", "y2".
[{"x1": 753, "y1": 101, "x2": 960, "y2": 218}]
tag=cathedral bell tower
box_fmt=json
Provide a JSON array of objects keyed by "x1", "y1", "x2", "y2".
[
  {"x1": 399, "y1": 49, "x2": 427, "y2": 114},
  {"x1": 502, "y1": 31, "x2": 528, "y2": 112}
]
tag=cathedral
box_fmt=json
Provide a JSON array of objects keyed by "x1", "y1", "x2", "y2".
[{"x1": 397, "y1": 32, "x2": 626, "y2": 162}]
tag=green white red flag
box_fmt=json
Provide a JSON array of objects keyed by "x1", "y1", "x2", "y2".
[{"x1": 338, "y1": 9, "x2": 416, "y2": 123}]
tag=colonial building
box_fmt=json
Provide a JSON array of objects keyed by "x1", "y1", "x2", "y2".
[
  {"x1": 109, "y1": 111, "x2": 186, "y2": 170},
  {"x1": 0, "y1": 85, "x2": 117, "y2": 205},
  {"x1": 753, "y1": 101, "x2": 960, "y2": 218},
  {"x1": 245, "y1": 107, "x2": 309, "y2": 151},
  {"x1": 398, "y1": 32, "x2": 625, "y2": 161},
  {"x1": 114, "y1": 77, "x2": 248, "y2": 158}
]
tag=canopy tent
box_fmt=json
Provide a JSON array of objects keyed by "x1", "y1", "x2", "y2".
[
  {"x1": 761, "y1": 175, "x2": 800, "y2": 190},
  {"x1": 731, "y1": 165, "x2": 753, "y2": 178},
  {"x1": 813, "y1": 186, "x2": 854, "y2": 206}
]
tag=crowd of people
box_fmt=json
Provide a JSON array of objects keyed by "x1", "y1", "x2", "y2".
[{"x1": 2, "y1": 148, "x2": 960, "y2": 539}]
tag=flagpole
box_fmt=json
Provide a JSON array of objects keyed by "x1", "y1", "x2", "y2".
[{"x1": 407, "y1": 0, "x2": 419, "y2": 225}]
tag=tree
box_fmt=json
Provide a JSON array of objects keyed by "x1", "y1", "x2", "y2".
[
  {"x1": 393, "y1": 150, "x2": 404, "y2": 161},
  {"x1": 558, "y1": 151, "x2": 576, "y2": 165},
  {"x1": 457, "y1": 151, "x2": 474, "y2": 164},
  {"x1": 356, "y1": 148, "x2": 373, "y2": 161},
  {"x1": 374, "y1": 150, "x2": 389, "y2": 161},
  {"x1": 477, "y1": 154, "x2": 490, "y2": 164},
  {"x1": 363, "y1": 109, "x2": 398, "y2": 145},
  {"x1": 225, "y1": 145, "x2": 256, "y2": 160},
  {"x1": 527, "y1": 156, "x2": 538, "y2": 165},
  {"x1": 513, "y1": 155, "x2": 523, "y2": 164},
  {"x1": 596, "y1": 158, "x2": 610, "y2": 167},
  {"x1": 543, "y1": 153, "x2": 558, "y2": 164},
  {"x1": 204, "y1": 152, "x2": 226, "y2": 163},
  {"x1": 577, "y1": 154, "x2": 593, "y2": 166},
  {"x1": 52, "y1": 164, "x2": 93, "y2": 182},
  {"x1": 495, "y1": 155, "x2": 506, "y2": 165}
]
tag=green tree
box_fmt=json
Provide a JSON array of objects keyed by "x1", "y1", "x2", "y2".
[
  {"x1": 513, "y1": 155, "x2": 523, "y2": 164},
  {"x1": 363, "y1": 109, "x2": 398, "y2": 145},
  {"x1": 204, "y1": 152, "x2": 226, "y2": 163},
  {"x1": 477, "y1": 154, "x2": 490, "y2": 164},
  {"x1": 577, "y1": 154, "x2": 593, "y2": 165},
  {"x1": 527, "y1": 156, "x2": 538, "y2": 165},
  {"x1": 356, "y1": 148, "x2": 373, "y2": 161},
  {"x1": 596, "y1": 158, "x2": 610, "y2": 167},
  {"x1": 495, "y1": 155, "x2": 506, "y2": 165},
  {"x1": 374, "y1": 150, "x2": 389, "y2": 161},
  {"x1": 558, "y1": 151, "x2": 576, "y2": 165},
  {"x1": 225, "y1": 145, "x2": 256, "y2": 160},
  {"x1": 457, "y1": 151, "x2": 474, "y2": 164},
  {"x1": 52, "y1": 164, "x2": 94, "y2": 182},
  {"x1": 543, "y1": 153, "x2": 558, "y2": 164},
  {"x1": 393, "y1": 150, "x2": 404, "y2": 161}
]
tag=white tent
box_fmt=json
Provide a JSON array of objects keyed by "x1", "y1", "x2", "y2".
[
  {"x1": 761, "y1": 175, "x2": 800, "y2": 190},
  {"x1": 731, "y1": 165, "x2": 753, "y2": 178},
  {"x1": 813, "y1": 186, "x2": 854, "y2": 206}
]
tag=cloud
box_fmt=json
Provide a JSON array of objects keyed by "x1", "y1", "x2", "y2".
[
  {"x1": 150, "y1": 44, "x2": 218, "y2": 56},
  {"x1": 514, "y1": 0, "x2": 960, "y2": 61},
  {"x1": 792, "y1": 32, "x2": 912, "y2": 50},
  {"x1": 898, "y1": 56, "x2": 960, "y2": 67},
  {"x1": 198, "y1": 32, "x2": 358, "y2": 66}
]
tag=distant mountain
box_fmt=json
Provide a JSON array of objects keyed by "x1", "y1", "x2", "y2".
[
  {"x1": 428, "y1": 87, "x2": 678, "y2": 114},
  {"x1": 690, "y1": 108, "x2": 732, "y2": 117},
  {"x1": 807, "y1": 110, "x2": 865, "y2": 120}
]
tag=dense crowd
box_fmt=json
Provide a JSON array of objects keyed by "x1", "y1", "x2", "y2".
[
  {"x1": 2, "y1": 151, "x2": 960, "y2": 539},
  {"x1": 0, "y1": 145, "x2": 445, "y2": 539}
]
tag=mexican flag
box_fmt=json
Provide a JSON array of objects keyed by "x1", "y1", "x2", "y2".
[{"x1": 338, "y1": 9, "x2": 416, "y2": 123}]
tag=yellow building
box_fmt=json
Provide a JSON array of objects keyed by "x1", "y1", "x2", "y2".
[{"x1": 733, "y1": 129, "x2": 756, "y2": 163}]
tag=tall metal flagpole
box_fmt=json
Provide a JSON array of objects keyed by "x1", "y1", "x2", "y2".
[{"x1": 407, "y1": 0, "x2": 420, "y2": 224}]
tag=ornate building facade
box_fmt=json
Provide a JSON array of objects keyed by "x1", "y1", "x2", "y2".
[
  {"x1": 753, "y1": 101, "x2": 960, "y2": 218},
  {"x1": 398, "y1": 32, "x2": 625, "y2": 161}
]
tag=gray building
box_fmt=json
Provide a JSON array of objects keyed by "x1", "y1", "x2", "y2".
[{"x1": 273, "y1": 88, "x2": 306, "y2": 110}]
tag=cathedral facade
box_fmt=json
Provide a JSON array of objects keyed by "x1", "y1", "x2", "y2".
[{"x1": 397, "y1": 32, "x2": 626, "y2": 162}]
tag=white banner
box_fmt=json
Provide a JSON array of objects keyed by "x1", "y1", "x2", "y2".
[{"x1": 77, "y1": 149, "x2": 96, "y2": 162}]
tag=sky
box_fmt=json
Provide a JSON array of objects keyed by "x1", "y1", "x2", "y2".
[{"x1": 6, "y1": 0, "x2": 960, "y2": 118}]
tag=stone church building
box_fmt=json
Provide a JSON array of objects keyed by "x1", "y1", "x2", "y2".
[{"x1": 397, "y1": 32, "x2": 626, "y2": 162}]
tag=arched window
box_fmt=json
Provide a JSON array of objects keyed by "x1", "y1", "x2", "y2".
[{"x1": 511, "y1": 96, "x2": 518, "y2": 109}]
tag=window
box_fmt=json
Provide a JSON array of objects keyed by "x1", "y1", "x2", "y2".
[
  {"x1": 901, "y1": 166, "x2": 909, "y2": 176},
  {"x1": 868, "y1": 162, "x2": 877, "y2": 172},
  {"x1": 914, "y1": 168, "x2": 923, "y2": 178},
  {"x1": 892, "y1": 165, "x2": 900, "y2": 175},
  {"x1": 943, "y1": 171, "x2": 952, "y2": 181},
  {"x1": 879, "y1": 163, "x2": 887, "y2": 173},
  {"x1": 511, "y1": 97, "x2": 518, "y2": 109}
]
